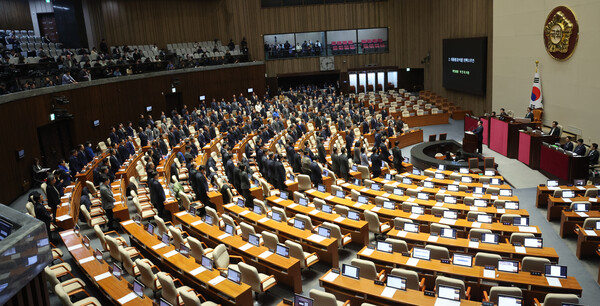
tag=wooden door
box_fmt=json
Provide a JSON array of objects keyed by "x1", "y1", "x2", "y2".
[{"x1": 38, "y1": 13, "x2": 59, "y2": 42}]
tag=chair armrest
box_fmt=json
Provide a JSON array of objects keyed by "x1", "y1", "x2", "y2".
[
  {"x1": 377, "y1": 269, "x2": 386, "y2": 281},
  {"x1": 379, "y1": 221, "x2": 391, "y2": 232},
  {"x1": 173, "y1": 277, "x2": 184, "y2": 286},
  {"x1": 465, "y1": 286, "x2": 471, "y2": 300},
  {"x1": 419, "y1": 277, "x2": 426, "y2": 291},
  {"x1": 229, "y1": 255, "x2": 245, "y2": 263},
  {"x1": 63, "y1": 278, "x2": 86, "y2": 288},
  {"x1": 483, "y1": 290, "x2": 489, "y2": 302},
  {"x1": 260, "y1": 275, "x2": 276, "y2": 291},
  {"x1": 67, "y1": 288, "x2": 89, "y2": 297},
  {"x1": 196, "y1": 293, "x2": 207, "y2": 302},
  {"x1": 216, "y1": 267, "x2": 228, "y2": 272},
  {"x1": 342, "y1": 300, "x2": 350, "y2": 306},
  {"x1": 534, "y1": 298, "x2": 541, "y2": 306}
]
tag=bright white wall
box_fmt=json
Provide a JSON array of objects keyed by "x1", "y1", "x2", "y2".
[{"x1": 493, "y1": 0, "x2": 600, "y2": 142}]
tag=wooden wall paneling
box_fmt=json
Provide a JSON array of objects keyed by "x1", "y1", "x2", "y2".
[{"x1": 0, "y1": 0, "x2": 34, "y2": 30}]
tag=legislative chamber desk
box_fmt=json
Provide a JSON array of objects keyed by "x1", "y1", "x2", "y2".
[
  {"x1": 362, "y1": 129, "x2": 424, "y2": 149},
  {"x1": 121, "y1": 221, "x2": 253, "y2": 306},
  {"x1": 539, "y1": 143, "x2": 589, "y2": 183},
  {"x1": 387, "y1": 229, "x2": 558, "y2": 262},
  {"x1": 318, "y1": 269, "x2": 480, "y2": 306},
  {"x1": 488, "y1": 117, "x2": 536, "y2": 159},
  {"x1": 517, "y1": 131, "x2": 558, "y2": 169},
  {"x1": 60, "y1": 229, "x2": 152, "y2": 305},
  {"x1": 173, "y1": 210, "x2": 302, "y2": 293},
  {"x1": 75, "y1": 152, "x2": 109, "y2": 182},
  {"x1": 546, "y1": 195, "x2": 599, "y2": 221},
  {"x1": 561, "y1": 210, "x2": 600, "y2": 238},
  {"x1": 356, "y1": 245, "x2": 581, "y2": 304},
  {"x1": 265, "y1": 195, "x2": 369, "y2": 245},
  {"x1": 223, "y1": 202, "x2": 339, "y2": 267},
  {"x1": 400, "y1": 112, "x2": 449, "y2": 127},
  {"x1": 536, "y1": 184, "x2": 599, "y2": 208},
  {"x1": 575, "y1": 225, "x2": 600, "y2": 259}
]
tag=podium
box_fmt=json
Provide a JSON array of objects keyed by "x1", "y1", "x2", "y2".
[
  {"x1": 517, "y1": 131, "x2": 559, "y2": 169},
  {"x1": 462, "y1": 131, "x2": 478, "y2": 153}
]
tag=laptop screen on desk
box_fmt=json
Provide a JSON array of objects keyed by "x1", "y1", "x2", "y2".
[
  {"x1": 133, "y1": 279, "x2": 144, "y2": 298},
  {"x1": 547, "y1": 180, "x2": 559, "y2": 187},
  {"x1": 385, "y1": 173, "x2": 393, "y2": 180},
  {"x1": 477, "y1": 214, "x2": 492, "y2": 223},
  {"x1": 372, "y1": 184, "x2": 381, "y2": 191},
  {"x1": 440, "y1": 228, "x2": 456, "y2": 239},
  {"x1": 383, "y1": 201, "x2": 395, "y2": 210},
  {"x1": 485, "y1": 170, "x2": 496, "y2": 176},
  {"x1": 227, "y1": 268, "x2": 241, "y2": 284},
  {"x1": 437, "y1": 285, "x2": 461, "y2": 301},
  {"x1": 317, "y1": 184, "x2": 326, "y2": 193},
  {"x1": 386, "y1": 275, "x2": 407, "y2": 291},
  {"x1": 253, "y1": 205, "x2": 263, "y2": 215},
  {"x1": 505, "y1": 201, "x2": 519, "y2": 210},
  {"x1": 574, "y1": 203, "x2": 590, "y2": 212},
  {"x1": 224, "y1": 224, "x2": 234, "y2": 236},
  {"x1": 473, "y1": 199, "x2": 487, "y2": 207},
  {"x1": 248, "y1": 234, "x2": 260, "y2": 246},
  {"x1": 443, "y1": 210, "x2": 458, "y2": 219},
  {"x1": 294, "y1": 294, "x2": 314, "y2": 306},
  {"x1": 201, "y1": 255, "x2": 213, "y2": 270},
  {"x1": 402, "y1": 178, "x2": 412, "y2": 185},
  {"x1": 237, "y1": 198, "x2": 245, "y2": 207},
  {"x1": 412, "y1": 169, "x2": 422, "y2": 176},
  {"x1": 271, "y1": 211, "x2": 282, "y2": 222},
  {"x1": 354, "y1": 178, "x2": 361, "y2": 186},
  {"x1": 473, "y1": 187, "x2": 484, "y2": 194},
  {"x1": 204, "y1": 215, "x2": 213, "y2": 226},
  {"x1": 280, "y1": 191, "x2": 288, "y2": 200},
  {"x1": 393, "y1": 188, "x2": 404, "y2": 196},
  {"x1": 498, "y1": 260, "x2": 519, "y2": 273},
  {"x1": 524, "y1": 237, "x2": 543, "y2": 248},
  {"x1": 342, "y1": 264, "x2": 360, "y2": 279},
  {"x1": 411, "y1": 206, "x2": 424, "y2": 215},
  {"x1": 358, "y1": 195, "x2": 368, "y2": 204},
  {"x1": 417, "y1": 192, "x2": 429, "y2": 200},
  {"x1": 293, "y1": 219, "x2": 306, "y2": 230},
  {"x1": 162, "y1": 233, "x2": 170, "y2": 245},
  {"x1": 459, "y1": 168, "x2": 469, "y2": 174},
  {"x1": 500, "y1": 189, "x2": 512, "y2": 197},
  {"x1": 448, "y1": 184, "x2": 459, "y2": 192},
  {"x1": 276, "y1": 244, "x2": 289, "y2": 258},
  {"x1": 424, "y1": 181, "x2": 435, "y2": 188},
  {"x1": 299, "y1": 197, "x2": 308, "y2": 206},
  {"x1": 545, "y1": 264, "x2": 567, "y2": 278},
  {"x1": 513, "y1": 217, "x2": 529, "y2": 226},
  {"x1": 498, "y1": 294, "x2": 523, "y2": 306},
  {"x1": 318, "y1": 226, "x2": 331, "y2": 238},
  {"x1": 435, "y1": 173, "x2": 445, "y2": 179},
  {"x1": 481, "y1": 233, "x2": 499, "y2": 244},
  {"x1": 452, "y1": 253, "x2": 472, "y2": 267},
  {"x1": 322, "y1": 203, "x2": 332, "y2": 213},
  {"x1": 563, "y1": 190, "x2": 575, "y2": 198},
  {"x1": 336, "y1": 190, "x2": 345, "y2": 198},
  {"x1": 376, "y1": 241, "x2": 393, "y2": 253},
  {"x1": 404, "y1": 223, "x2": 419, "y2": 233},
  {"x1": 412, "y1": 247, "x2": 430, "y2": 260},
  {"x1": 461, "y1": 176, "x2": 473, "y2": 183},
  {"x1": 348, "y1": 210, "x2": 360, "y2": 221}
]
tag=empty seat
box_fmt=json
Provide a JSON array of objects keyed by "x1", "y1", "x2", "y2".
[
  {"x1": 474, "y1": 252, "x2": 502, "y2": 268},
  {"x1": 238, "y1": 262, "x2": 277, "y2": 295},
  {"x1": 309, "y1": 289, "x2": 349, "y2": 306},
  {"x1": 435, "y1": 276, "x2": 470, "y2": 300},
  {"x1": 350, "y1": 258, "x2": 385, "y2": 281},
  {"x1": 484, "y1": 286, "x2": 522, "y2": 304},
  {"x1": 535, "y1": 293, "x2": 579, "y2": 306},
  {"x1": 390, "y1": 268, "x2": 424, "y2": 291},
  {"x1": 364, "y1": 210, "x2": 391, "y2": 239},
  {"x1": 425, "y1": 245, "x2": 450, "y2": 260},
  {"x1": 521, "y1": 256, "x2": 550, "y2": 273}
]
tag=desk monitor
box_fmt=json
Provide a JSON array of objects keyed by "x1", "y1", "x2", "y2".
[
  {"x1": 386, "y1": 275, "x2": 407, "y2": 291},
  {"x1": 459, "y1": 167, "x2": 469, "y2": 174},
  {"x1": 336, "y1": 190, "x2": 345, "y2": 198},
  {"x1": 477, "y1": 214, "x2": 492, "y2": 223},
  {"x1": 574, "y1": 179, "x2": 586, "y2": 186},
  {"x1": 403, "y1": 157, "x2": 410, "y2": 163},
  {"x1": 498, "y1": 260, "x2": 519, "y2": 273},
  {"x1": 547, "y1": 180, "x2": 559, "y2": 187},
  {"x1": 412, "y1": 247, "x2": 431, "y2": 260},
  {"x1": 146, "y1": 223, "x2": 155, "y2": 235},
  {"x1": 348, "y1": 210, "x2": 360, "y2": 221},
  {"x1": 162, "y1": 233, "x2": 170, "y2": 245},
  {"x1": 443, "y1": 210, "x2": 458, "y2": 220},
  {"x1": 111, "y1": 263, "x2": 122, "y2": 280},
  {"x1": 289, "y1": 174, "x2": 295, "y2": 181},
  {"x1": 179, "y1": 244, "x2": 190, "y2": 257},
  {"x1": 448, "y1": 184, "x2": 459, "y2": 192},
  {"x1": 438, "y1": 164, "x2": 446, "y2": 171},
  {"x1": 204, "y1": 214, "x2": 213, "y2": 226},
  {"x1": 573, "y1": 203, "x2": 590, "y2": 212},
  {"x1": 513, "y1": 217, "x2": 529, "y2": 226},
  {"x1": 452, "y1": 253, "x2": 473, "y2": 267},
  {"x1": 473, "y1": 199, "x2": 487, "y2": 207},
  {"x1": 524, "y1": 237, "x2": 543, "y2": 248},
  {"x1": 485, "y1": 170, "x2": 496, "y2": 176},
  {"x1": 385, "y1": 173, "x2": 393, "y2": 180},
  {"x1": 435, "y1": 173, "x2": 445, "y2": 179},
  {"x1": 253, "y1": 205, "x2": 263, "y2": 215},
  {"x1": 411, "y1": 206, "x2": 424, "y2": 215},
  {"x1": 342, "y1": 264, "x2": 360, "y2": 279},
  {"x1": 383, "y1": 201, "x2": 395, "y2": 210},
  {"x1": 318, "y1": 226, "x2": 331, "y2": 238},
  {"x1": 299, "y1": 197, "x2": 308, "y2": 206},
  {"x1": 293, "y1": 294, "x2": 314, "y2": 306},
  {"x1": 280, "y1": 191, "x2": 289, "y2": 200},
  {"x1": 322, "y1": 203, "x2": 332, "y2": 213},
  {"x1": 248, "y1": 233, "x2": 260, "y2": 246},
  {"x1": 393, "y1": 188, "x2": 404, "y2": 196},
  {"x1": 505, "y1": 201, "x2": 519, "y2": 210},
  {"x1": 491, "y1": 178, "x2": 502, "y2": 185},
  {"x1": 497, "y1": 294, "x2": 523, "y2": 306},
  {"x1": 237, "y1": 198, "x2": 245, "y2": 207},
  {"x1": 201, "y1": 255, "x2": 213, "y2": 271},
  {"x1": 444, "y1": 196, "x2": 457, "y2": 204},
  {"x1": 353, "y1": 178, "x2": 361, "y2": 186},
  {"x1": 402, "y1": 177, "x2": 413, "y2": 185},
  {"x1": 352, "y1": 165, "x2": 358, "y2": 172},
  {"x1": 94, "y1": 248, "x2": 103, "y2": 262},
  {"x1": 440, "y1": 228, "x2": 456, "y2": 239},
  {"x1": 461, "y1": 176, "x2": 473, "y2": 183},
  {"x1": 322, "y1": 169, "x2": 328, "y2": 177},
  {"x1": 224, "y1": 223, "x2": 234, "y2": 236},
  {"x1": 412, "y1": 169, "x2": 422, "y2": 176},
  {"x1": 74, "y1": 224, "x2": 80, "y2": 235},
  {"x1": 563, "y1": 190, "x2": 575, "y2": 198},
  {"x1": 404, "y1": 223, "x2": 419, "y2": 233},
  {"x1": 437, "y1": 284, "x2": 461, "y2": 301},
  {"x1": 424, "y1": 181, "x2": 435, "y2": 188},
  {"x1": 146, "y1": 105, "x2": 153, "y2": 112},
  {"x1": 481, "y1": 233, "x2": 499, "y2": 244},
  {"x1": 417, "y1": 192, "x2": 429, "y2": 200},
  {"x1": 545, "y1": 264, "x2": 567, "y2": 278},
  {"x1": 159, "y1": 298, "x2": 173, "y2": 306},
  {"x1": 596, "y1": 220, "x2": 600, "y2": 230},
  {"x1": 372, "y1": 183, "x2": 381, "y2": 191},
  {"x1": 133, "y1": 279, "x2": 145, "y2": 298},
  {"x1": 376, "y1": 241, "x2": 393, "y2": 253},
  {"x1": 188, "y1": 206, "x2": 197, "y2": 216},
  {"x1": 499, "y1": 189, "x2": 513, "y2": 197},
  {"x1": 473, "y1": 187, "x2": 484, "y2": 195},
  {"x1": 82, "y1": 235, "x2": 90, "y2": 248},
  {"x1": 293, "y1": 219, "x2": 306, "y2": 230},
  {"x1": 227, "y1": 268, "x2": 242, "y2": 284},
  {"x1": 317, "y1": 184, "x2": 326, "y2": 193},
  {"x1": 358, "y1": 195, "x2": 368, "y2": 204}
]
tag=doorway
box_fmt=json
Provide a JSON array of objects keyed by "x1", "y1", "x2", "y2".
[
  {"x1": 165, "y1": 92, "x2": 183, "y2": 114},
  {"x1": 37, "y1": 119, "x2": 73, "y2": 169},
  {"x1": 37, "y1": 13, "x2": 59, "y2": 42}
]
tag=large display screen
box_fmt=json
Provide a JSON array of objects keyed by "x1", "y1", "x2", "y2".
[{"x1": 442, "y1": 37, "x2": 487, "y2": 95}]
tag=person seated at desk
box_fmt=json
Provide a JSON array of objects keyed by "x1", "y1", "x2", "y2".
[
  {"x1": 549, "y1": 121, "x2": 561, "y2": 137},
  {"x1": 561, "y1": 136, "x2": 574, "y2": 151},
  {"x1": 525, "y1": 107, "x2": 534, "y2": 121},
  {"x1": 574, "y1": 139, "x2": 586, "y2": 156},
  {"x1": 589, "y1": 143, "x2": 599, "y2": 165},
  {"x1": 32, "y1": 158, "x2": 49, "y2": 186}
]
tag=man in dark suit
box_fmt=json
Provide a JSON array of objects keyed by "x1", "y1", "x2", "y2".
[
  {"x1": 33, "y1": 192, "x2": 53, "y2": 240},
  {"x1": 589, "y1": 143, "x2": 599, "y2": 165},
  {"x1": 68, "y1": 150, "x2": 83, "y2": 174},
  {"x1": 370, "y1": 148, "x2": 382, "y2": 178},
  {"x1": 549, "y1": 121, "x2": 561, "y2": 137},
  {"x1": 118, "y1": 139, "x2": 130, "y2": 162},
  {"x1": 239, "y1": 164, "x2": 252, "y2": 206},
  {"x1": 392, "y1": 141, "x2": 405, "y2": 173},
  {"x1": 225, "y1": 154, "x2": 235, "y2": 184},
  {"x1": 196, "y1": 166, "x2": 212, "y2": 210},
  {"x1": 525, "y1": 107, "x2": 534, "y2": 121},
  {"x1": 317, "y1": 138, "x2": 327, "y2": 164},
  {"x1": 301, "y1": 150, "x2": 312, "y2": 175},
  {"x1": 109, "y1": 127, "x2": 119, "y2": 145},
  {"x1": 345, "y1": 130, "x2": 354, "y2": 158},
  {"x1": 338, "y1": 148, "x2": 349, "y2": 181},
  {"x1": 574, "y1": 139, "x2": 586, "y2": 156},
  {"x1": 331, "y1": 147, "x2": 340, "y2": 177},
  {"x1": 274, "y1": 155, "x2": 287, "y2": 191},
  {"x1": 361, "y1": 120, "x2": 370, "y2": 135},
  {"x1": 46, "y1": 175, "x2": 61, "y2": 224},
  {"x1": 108, "y1": 149, "x2": 121, "y2": 178},
  {"x1": 562, "y1": 136, "x2": 574, "y2": 151},
  {"x1": 310, "y1": 161, "x2": 323, "y2": 186},
  {"x1": 149, "y1": 171, "x2": 166, "y2": 218},
  {"x1": 159, "y1": 135, "x2": 169, "y2": 156},
  {"x1": 99, "y1": 175, "x2": 116, "y2": 230},
  {"x1": 473, "y1": 120, "x2": 484, "y2": 154}
]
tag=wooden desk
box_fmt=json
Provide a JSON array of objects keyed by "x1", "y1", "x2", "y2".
[
  {"x1": 401, "y1": 112, "x2": 449, "y2": 127},
  {"x1": 56, "y1": 183, "x2": 79, "y2": 229},
  {"x1": 75, "y1": 152, "x2": 109, "y2": 182},
  {"x1": 575, "y1": 225, "x2": 600, "y2": 259},
  {"x1": 547, "y1": 195, "x2": 599, "y2": 221},
  {"x1": 174, "y1": 211, "x2": 303, "y2": 293},
  {"x1": 223, "y1": 203, "x2": 339, "y2": 267},
  {"x1": 560, "y1": 210, "x2": 600, "y2": 238},
  {"x1": 121, "y1": 221, "x2": 253, "y2": 306},
  {"x1": 319, "y1": 269, "x2": 481, "y2": 306},
  {"x1": 356, "y1": 246, "x2": 581, "y2": 303},
  {"x1": 59, "y1": 229, "x2": 152, "y2": 305},
  {"x1": 265, "y1": 196, "x2": 369, "y2": 246},
  {"x1": 517, "y1": 131, "x2": 558, "y2": 170},
  {"x1": 387, "y1": 229, "x2": 558, "y2": 263},
  {"x1": 535, "y1": 185, "x2": 598, "y2": 208},
  {"x1": 540, "y1": 143, "x2": 589, "y2": 183}
]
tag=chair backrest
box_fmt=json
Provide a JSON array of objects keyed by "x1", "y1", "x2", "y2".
[
  {"x1": 351, "y1": 258, "x2": 379, "y2": 280},
  {"x1": 357, "y1": 165, "x2": 370, "y2": 179},
  {"x1": 335, "y1": 204, "x2": 349, "y2": 217},
  {"x1": 154, "y1": 215, "x2": 170, "y2": 237},
  {"x1": 310, "y1": 289, "x2": 341, "y2": 305},
  {"x1": 385, "y1": 238, "x2": 408, "y2": 253},
  {"x1": 330, "y1": 185, "x2": 342, "y2": 195},
  {"x1": 484, "y1": 157, "x2": 494, "y2": 168},
  {"x1": 321, "y1": 222, "x2": 344, "y2": 248},
  {"x1": 298, "y1": 174, "x2": 312, "y2": 191},
  {"x1": 474, "y1": 252, "x2": 502, "y2": 268},
  {"x1": 86, "y1": 181, "x2": 98, "y2": 195},
  {"x1": 168, "y1": 225, "x2": 186, "y2": 248},
  {"x1": 393, "y1": 217, "x2": 413, "y2": 229},
  {"x1": 390, "y1": 268, "x2": 421, "y2": 291},
  {"x1": 187, "y1": 236, "x2": 208, "y2": 261},
  {"x1": 296, "y1": 214, "x2": 314, "y2": 229},
  {"x1": 285, "y1": 240, "x2": 308, "y2": 268},
  {"x1": 364, "y1": 210, "x2": 382, "y2": 233},
  {"x1": 430, "y1": 223, "x2": 450, "y2": 235},
  {"x1": 350, "y1": 189, "x2": 360, "y2": 201},
  {"x1": 180, "y1": 193, "x2": 191, "y2": 211},
  {"x1": 80, "y1": 205, "x2": 93, "y2": 227},
  {"x1": 488, "y1": 287, "x2": 522, "y2": 304},
  {"x1": 313, "y1": 198, "x2": 325, "y2": 210},
  {"x1": 509, "y1": 232, "x2": 534, "y2": 244},
  {"x1": 542, "y1": 293, "x2": 579, "y2": 306},
  {"x1": 157, "y1": 272, "x2": 179, "y2": 305},
  {"x1": 180, "y1": 289, "x2": 202, "y2": 306},
  {"x1": 469, "y1": 228, "x2": 492, "y2": 240},
  {"x1": 468, "y1": 158, "x2": 479, "y2": 169},
  {"x1": 363, "y1": 179, "x2": 374, "y2": 188},
  {"x1": 54, "y1": 284, "x2": 74, "y2": 306},
  {"x1": 486, "y1": 187, "x2": 500, "y2": 195},
  {"x1": 212, "y1": 244, "x2": 230, "y2": 269},
  {"x1": 105, "y1": 236, "x2": 122, "y2": 262},
  {"x1": 582, "y1": 217, "x2": 600, "y2": 229},
  {"x1": 205, "y1": 206, "x2": 221, "y2": 226},
  {"x1": 44, "y1": 267, "x2": 60, "y2": 293},
  {"x1": 136, "y1": 258, "x2": 160, "y2": 290},
  {"x1": 521, "y1": 256, "x2": 550, "y2": 273},
  {"x1": 26, "y1": 202, "x2": 35, "y2": 217},
  {"x1": 253, "y1": 199, "x2": 269, "y2": 215},
  {"x1": 119, "y1": 246, "x2": 137, "y2": 275},
  {"x1": 584, "y1": 188, "x2": 598, "y2": 198},
  {"x1": 262, "y1": 231, "x2": 279, "y2": 251},
  {"x1": 238, "y1": 261, "x2": 262, "y2": 293},
  {"x1": 435, "y1": 276, "x2": 466, "y2": 299},
  {"x1": 271, "y1": 206, "x2": 287, "y2": 222},
  {"x1": 240, "y1": 222, "x2": 256, "y2": 240},
  {"x1": 425, "y1": 244, "x2": 450, "y2": 260},
  {"x1": 500, "y1": 214, "x2": 520, "y2": 223}
]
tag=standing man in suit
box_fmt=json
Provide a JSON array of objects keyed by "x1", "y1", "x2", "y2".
[
  {"x1": 574, "y1": 139, "x2": 586, "y2": 156},
  {"x1": 370, "y1": 148, "x2": 382, "y2": 178},
  {"x1": 338, "y1": 147, "x2": 349, "y2": 181},
  {"x1": 562, "y1": 136, "x2": 574, "y2": 151},
  {"x1": 274, "y1": 155, "x2": 287, "y2": 191},
  {"x1": 99, "y1": 175, "x2": 115, "y2": 230},
  {"x1": 589, "y1": 143, "x2": 599, "y2": 165},
  {"x1": 316, "y1": 138, "x2": 327, "y2": 164},
  {"x1": 525, "y1": 107, "x2": 534, "y2": 121},
  {"x1": 196, "y1": 165, "x2": 212, "y2": 210},
  {"x1": 239, "y1": 164, "x2": 252, "y2": 207},
  {"x1": 549, "y1": 121, "x2": 561, "y2": 137},
  {"x1": 473, "y1": 120, "x2": 484, "y2": 154},
  {"x1": 33, "y1": 191, "x2": 53, "y2": 241},
  {"x1": 392, "y1": 141, "x2": 405, "y2": 173},
  {"x1": 331, "y1": 147, "x2": 340, "y2": 177},
  {"x1": 149, "y1": 171, "x2": 166, "y2": 219},
  {"x1": 310, "y1": 161, "x2": 323, "y2": 186},
  {"x1": 46, "y1": 175, "x2": 60, "y2": 224},
  {"x1": 301, "y1": 150, "x2": 312, "y2": 175},
  {"x1": 68, "y1": 150, "x2": 83, "y2": 174}
]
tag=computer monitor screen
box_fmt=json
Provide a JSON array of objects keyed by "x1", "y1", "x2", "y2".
[
  {"x1": 322, "y1": 204, "x2": 332, "y2": 213},
  {"x1": 162, "y1": 233, "x2": 170, "y2": 245},
  {"x1": 481, "y1": 233, "x2": 499, "y2": 244},
  {"x1": 417, "y1": 192, "x2": 429, "y2": 200},
  {"x1": 179, "y1": 244, "x2": 190, "y2": 257},
  {"x1": 188, "y1": 206, "x2": 196, "y2": 216},
  {"x1": 352, "y1": 165, "x2": 358, "y2": 172},
  {"x1": 385, "y1": 173, "x2": 393, "y2": 180},
  {"x1": 280, "y1": 191, "x2": 289, "y2": 200},
  {"x1": 146, "y1": 223, "x2": 155, "y2": 235},
  {"x1": 159, "y1": 298, "x2": 173, "y2": 306},
  {"x1": 545, "y1": 264, "x2": 567, "y2": 278},
  {"x1": 95, "y1": 248, "x2": 103, "y2": 262},
  {"x1": 437, "y1": 285, "x2": 461, "y2": 301},
  {"x1": 485, "y1": 170, "x2": 496, "y2": 176},
  {"x1": 547, "y1": 180, "x2": 559, "y2": 187},
  {"x1": 204, "y1": 214, "x2": 213, "y2": 225},
  {"x1": 353, "y1": 178, "x2": 361, "y2": 186},
  {"x1": 574, "y1": 179, "x2": 586, "y2": 186},
  {"x1": 513, "y1": 217, "x2": 529, "y2": 226},
  {"x1": 294, "y1": 294, "x2": 314, "y2": 306},
  {"x1": 383, "y1": 201, "x2": 395, "y2": 210},
  {"x1": 133, "y1": 279, "x2": 145, "y2": 297},
  {"x1": 293, "y1": 219, "x2": 306, "y2": 230},
  {"x1": 459, "y1": 167, "x2": 469, "y2": 174},
  {"x1": 317, "y1": 184, "x2": 326, "y2": 192},
  {"x1": 438, "y1": 164, "x2": 446, "y2": 171},
  {"x1": 342, "y1": 264, "x2": 360, "y2": 279},
  {"x1": 393, "y1": 188, "x2": 404, "y2": 196},
  {"x1": 563, "y1": 190, "x2": 575, "y2": 198},
  {"x1": 372, "y1": 184, "x2": 381, "y2": 191},
  {"x1": 289, "y1": 174, "x2": 295, "y2": 181},
  {"x1": 440, "y1": 228, "x2": 456, "y2": 239},
  {"x1": 253, "y1": 205, "x2": 263, "y2": 215},
  {"x1": 473, "y1": 199, "x2": 487, "y2": 207},
  {"x1": 477, "y1": 214, "x2": 492, "y2": 223},
  {"x1": 411, "y1": 206, "x2": 424, "y2": 215},
  {"x1": 435, "y1": 173, "x2": 445, "y2": 179},
  {"x1": 424, "y1": 181, "x2": 435, "y2": 189},
  {"x1": 358, "y1": 195, "x2": 368, "y2": 204},
  {"x1": 74, "y1": 224, "x2": 80, "y2": 235},
  {"x1": 227, "y1": 268, "x2": 241, "y2": 284},
  {"x1": 322, "y1": 169, "x2": 328, "y2": 177},
  {"x1": 524, "y1": 237, "x2": 543, "y2": 248},
  {"x1": 402, "y1": 178, "x2": 413, "y2": 185},
  {"x1": 376, "y1": 241, "x2": 393, "y2": 253},
  {"x1": 452, "y1": 253, "x2": 473, "y2": 267},
  {"x1": 272, "y1": 211, "x2": 282, "y2": 222},
  {"x1": 473, "y1": 187, "x2": 484, "y2": 194},
  {"x1": 491, "y1": 178, "x2": 502, "y2": 185},
  {"x1": 498, "y1": 260, "x2": 519, "y2": 273},
  {"x1": 248, "y1": 234, "x2": 260, "y2": 246},
  {"x1": 224, "y1": 224, "x2": 234, "y2": 236},
  {"x1": 574, "y1": 203, "x2": 590, "y2": 212},
  {"x1": 111, "y1": 263, "x2": 122, "y2": 280},
  {"x1": 443, "y1": 210, "x2": 458, "y2": 219},
  {"x1": 461, "y1": 176, "x2": 473, "y2": 183},
  {"x1": 318, "y1": 226, "x2": 331, "y2": 238},
  {"x1": 201, "y1": 255, "x2": 213, "y2": 270},
  {"x1": 448, "y1": 184, "x2": 459, "y2": 192},
  {"x1": 412, "y1": 247, "x2": 430, "y2": 260},
  {"x1": 497, "y1": 294, "x2": 523, "y2": 306},
  {"x1": 505, "y1": 201, "x2": 519, "y2": 210},
  {"x1": 412, "y1": 169, "x2": 422, "y2": 175},
  {"x1": 237, "y1": 198, "x2": 245, "y2": 207},
  {"x1": 82, "y1": 235, "x2": 90, "y2": 248},
  {"x1": 336, "y1": 190, "x2": 345, "y2": 198},
  {"x1": 404, "y1": 223, "x2": 419, "y2": 233},
  {"x1": 499, "y1": 189, "x2": 513, "y2": 197},
  {"x1": 386, "y1": 275, "x2": 407, "y2": 291},
  {"x1": 348, "y1": 210, "x2": 360, "y2": 221}
]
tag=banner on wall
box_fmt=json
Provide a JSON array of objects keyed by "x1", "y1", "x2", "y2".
[{"x1": 530, "y1": 61, "x2": 543, "y2": 109}]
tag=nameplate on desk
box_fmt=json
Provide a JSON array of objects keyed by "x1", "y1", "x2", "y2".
[
  {"x1": 497, "y1": 208, "x2": 506, "y2": 214},
  {"x1": 325, "y1": 195, "x2": 335, "y2": 200},
  {"x1": 117, "y1": 292, "x2": 138, "y2": 304},
  {"x1": 307, "y1": 234, "x2": 326, "y2": 243},
  {"x1": 518, "y1": 226, "x2": 537, "y2": 233},
  {"x1": 122, "y1": 220, "x2": 134, "y2": 226},
  {"x1": 546, "y1": 276, "x2": 562, "y2": 287},
  {"x1": 381, "y1": 286, "x2": 397, "y2": 298},
  {"x1": 425, "y1": 177, "x2": 433, "y2": 181},
  {"x1": 415, "y1": 187, "x2": 424, "y2": 191},
  {"x1": 514, "y1": 246, "x2": 526, "y2": 254},
  {"x1": 342, "y1": 183, "x2": 350, "y2": 187},
  {"x1": 56, "y1": 215, "x2": 71, "y2": 221},
  {"x1": 353, "y1": 203, "x2": 363, "y2": 208},
  {"x1": 361, "y1": 248, "x2": 374, "y2": 256},
  {"x1": 67, "y1": 244, "x2": 83, "y2": 252},
  {"x1": 323, "y1": 271, "x2": 339, "y2": 282},
  {"x1": 217, "y1": 233, "x2": 230, "y2": 240},
  {"x1": 79, "y1": 256, "x2": 94, "y2": 264},
  {"x1": 439, "y1": 218, "x2": 456, "y2": 225},
  {"x1": 381, "y1": 179, "x2": 390, "y2": 184},
  {"x1": 113, "y1": 193, "x2": 121, "y2": 197},
  {"x1": 208, "y1": 275, "x2": 226, "y2": 286},
  {"x1": 584, "y1": 230, "x2": 597, "y2": 236},
  {"x1": 471, "y1": 222, "x2": 482, "y2": 228},
  {"x1": 396, "y1": 231, "x2": 407, "y2": 237},
  {"x1": 94, "y1": 272, "x2": 111, "y2": 281},
  {"x1": 307, "y1": 189, "x2": 316, "y2": 193},
  {"x1": 371, "y1": 207, "x2": 381, "y2": 212},
  {"x1": 175, "y1": 211, "x2": 187, "y2": 217},
  {"x1": 164, "y1": 250, "x2": 179, "y2": 258},
  {"x1": 152, "y1": 242, "x2": 167, "y2": 250},
  {"x1": 427, "y1": 235, "x2": 438, "y2": 242},
  {"x1": 381, "y1": 193, "x2": 391, "y2": 197},
  {"x1": 491, "y1": 195, "x2": 499, "y2": 200},
  {"x1": 435, "y1": 202, "x2": 444, "y2": 207},
  {"x1": 483, "y1": 269, "x2": 496, "y2": 279},
  {"x1": 577, "y1": 186, "x2": 586, "y2": 190},
  {"x1": 258, "y1": 250, "x2": 273, "y2": 259},
  {"x1": 61, "y1": 230, "x2": 75, "y2": 237},
  {"x1": 237, "y1": 210, "x2": 250, "y2": 216},
  {"x1": 273, "y1": 198, "x2": 284, "y2": 203},
  {"x1": 334, "y1": 216, "x2": 345, "y2": 223},
  {"x1": 239, "y1": 243, "x2": 253, "y2": 251},
  {"x1": 258, "y1": 217, "x2": 269, "y2": 223},
  {"x1": 468, "y1": 206, "x2": 478, "y2": 211},
  {"x1": 360, "y1": 187, "x2": 369, "y2": 192},
  {"x1": 563, "y1": 198, "x2": 572, "y2": 203},
  {"x1": 408, "y1": 197, "x2": 416, "y2": 202},
  {"x1": 191, "y1": 220, "x2": 203, "y2": 226},
  {"x1": 285, "y1": 180, "x2": 294, "y2": 185},
  {"x1": 438, "y1": 190, "x2": 446, "y2": 194},
  {"x1": 576, "y1": 212, "x2": 589, "y2": 218},
  {"x1": 190, "y1": 266, "x2": 206, "y2": 276},
  {"x1": 468, "y1": 241, "x2": 479, "y2": 248},
  {"x1": 590, "y1": 198, "x2": 598, "y2": 202},
  {"x1": 61, "y1": 202, "x2": 70, "y2": 207},
  {"x1": 409, "y1": 214, "x2": 420, "y2": 219},
  {"x1": 406, "y1": 258, "x2": 419, "y2": 267},
  {"x1": 225, "y1": 203, "x2": 235, "y2": 208}
]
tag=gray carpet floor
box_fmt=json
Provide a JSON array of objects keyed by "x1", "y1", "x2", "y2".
[{"x1": 7, "y1": 118, "x2": 600, "y2": 305}]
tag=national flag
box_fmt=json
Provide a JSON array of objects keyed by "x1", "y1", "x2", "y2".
[{"x1": 530, "y1": 65, "x2": 543, "y2": 109}]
